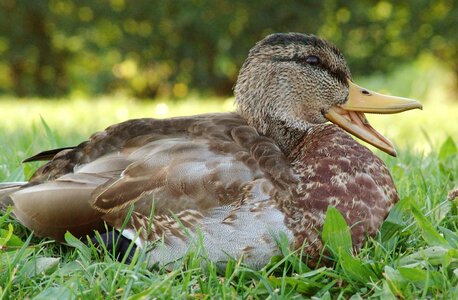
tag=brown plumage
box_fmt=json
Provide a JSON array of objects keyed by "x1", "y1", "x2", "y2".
[{"x1": 0, "y1": 33, "x2": 421, "y2": 269}]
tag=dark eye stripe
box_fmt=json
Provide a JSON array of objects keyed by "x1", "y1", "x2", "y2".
[
  {"x1": 326, "y1": 68, "x2": 348, "y2": 86},
  {"x1": 271, "y1": 55, "x2": 319, "y2": 65},
  {"x1": 271, "y1": 56, "x2": 348, "y2": 86}
]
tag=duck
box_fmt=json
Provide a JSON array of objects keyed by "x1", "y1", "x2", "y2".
[{"x1": 0, "y1": 33, "x2": 422, "y2": 269}]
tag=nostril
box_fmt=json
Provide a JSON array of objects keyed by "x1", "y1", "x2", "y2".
[{"x1": 361, "y1": 90, "x2": 370, "y2": 95}]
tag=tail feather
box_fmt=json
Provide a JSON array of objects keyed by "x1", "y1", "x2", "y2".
[
  {"x1": 0, "y1": 182, "x2": 27, "y2": 189},
  {"x1": 0, "y1": 182, "x2": 27, "y2": 210},
  {"x1": 8, "y1": 178, "x2": 106, "y2": 241}
]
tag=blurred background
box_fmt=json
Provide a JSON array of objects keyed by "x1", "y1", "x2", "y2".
[
  {"x1": 0, "y1": 0, "x2": 457, "y2": 160},
  {"x1": 0, "y1": 0, "x2": 456, "y2": 99}
]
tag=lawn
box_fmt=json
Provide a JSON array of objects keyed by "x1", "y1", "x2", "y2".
[{"x1": 0, "y1": 95, "x2": 457, "y2": 299}]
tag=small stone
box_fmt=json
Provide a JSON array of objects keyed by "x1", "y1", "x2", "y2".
[{"x1": 448, "y1": 187, "x2": 458, "y2": 201}]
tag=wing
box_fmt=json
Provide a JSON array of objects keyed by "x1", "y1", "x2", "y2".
[
  {"x1": 23, "y1": 147, "x2": 75, "y2": 162},
  {"x1": 89, "y1": 114, "x2": 297, "y2": 227},
  {"x1": 12, "y1": 113, "x2": 296, "y2": 241}
]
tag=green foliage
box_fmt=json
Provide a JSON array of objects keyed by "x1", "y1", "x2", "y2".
[
  {"x1": 439, "y1": 137, "x2": 457, "y2": 161},
  {"x1": 322, "y1": 207, "x2": 379, "y2": 285},
  {"x1": 380, "y1": 196, "x2": 410, "y2": 242},
  {"x1": 322, "y1": 206, "x2": 353, "y2": 254},
  {"x1": 0, "y1": 208, "x2": 24, "y2": 249},
  {"x1": 410, "y1": 201, "x2": 450, "y2": 248},
  {"x1": 0, "y1": 0, "x2": 456, "y2": 97}
]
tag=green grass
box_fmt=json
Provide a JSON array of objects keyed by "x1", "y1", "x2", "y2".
[{"x1": 0, "y1": 96, "x2": 458, "y2": 299}]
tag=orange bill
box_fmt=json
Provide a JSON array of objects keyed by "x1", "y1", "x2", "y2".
[{"x1": 325, "y1": 81, "x2": 422, "y2": 157}]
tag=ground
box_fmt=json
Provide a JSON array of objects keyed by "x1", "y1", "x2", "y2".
[{"x1": 0, "y1": 96, "x2": 457, "y2": 299}]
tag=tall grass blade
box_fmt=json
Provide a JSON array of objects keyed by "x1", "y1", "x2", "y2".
[
  {"x1": 438, "y1": 136, "x2": 457, "y2": 160},
  {"x1": 380, "y1": 197, "x2": 410, "y2": 242},
  {"x1": 410, "y1": 202, "x2": 450, "y2": 248},
  {"x1": 39, "y1": 115, "x2": 58, "y2": 148},
  {"x1": 322, "y1": 206, "x2": 352, "y2": 255}
]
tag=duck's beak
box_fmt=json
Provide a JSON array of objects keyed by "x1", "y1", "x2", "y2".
[{"x1": 325, "y1": 81, "x2": 422, "y2": 157}]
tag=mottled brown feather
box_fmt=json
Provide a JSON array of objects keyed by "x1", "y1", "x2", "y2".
[
  {"x1": 1, "y1": 33, "x2": 402, "y2": 268},
  {"x1": 287, "y1": 124, "x2": 398, "y2": 259}
]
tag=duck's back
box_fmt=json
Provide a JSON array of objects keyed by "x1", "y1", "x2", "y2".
[{"x1": 8, "y1": 113, "x2": 297, "y2": 246}]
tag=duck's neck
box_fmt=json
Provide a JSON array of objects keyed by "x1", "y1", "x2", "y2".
[{"x1": 262, "y1": 117, "x2": 306, "y2": 155}]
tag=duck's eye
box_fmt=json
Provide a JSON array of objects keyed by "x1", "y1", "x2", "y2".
[{"x1": 305, "y1": 55, "x2": 320, "y2": 66}]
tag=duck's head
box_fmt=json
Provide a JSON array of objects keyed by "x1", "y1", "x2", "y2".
[{"x1": 235, "y1": 33, "x2": 422, "y2": 156}]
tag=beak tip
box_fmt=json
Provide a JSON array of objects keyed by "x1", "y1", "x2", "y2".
[
  {"x1": 412, "y1": 101, "x2": 422, "y2": 111},
  {"x1": 383, "y1": 143, "x2": 397, "y2": 157}
]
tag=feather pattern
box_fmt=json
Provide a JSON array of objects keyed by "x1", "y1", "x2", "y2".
[{"x1": 0, "y1": 33, "x2": 417, "y2": 269}]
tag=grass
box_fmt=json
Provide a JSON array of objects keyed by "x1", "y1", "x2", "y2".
[{"x1": 0, "y1": 95, "x2": 457, "y2": 299}]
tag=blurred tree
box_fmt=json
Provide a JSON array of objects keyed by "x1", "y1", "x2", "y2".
[
  {"x1": 0, "y1": 1, "x2": 70, "y2": 96},
  {"x1": 0, "y1": 0, "x2": 456, "y2": 98}
]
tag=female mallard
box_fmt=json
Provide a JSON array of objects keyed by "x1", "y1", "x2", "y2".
[{"x1": 0, "y1": 33, "x2": 421, "y2": 269}]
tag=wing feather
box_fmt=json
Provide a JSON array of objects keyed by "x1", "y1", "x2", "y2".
[{"x1": 11, "y1": 113, "x2": 297, "y2": 242}]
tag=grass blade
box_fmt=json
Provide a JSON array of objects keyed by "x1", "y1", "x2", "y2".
[
  {"x1": 438, "y1": 136, "x2": 457, "y2": 160},
  {"x1": 64, "y1": 231, "x2": 91, "y2": 262},
  {"x1": 410, "y1": 202, "x2": 450, "y2": 248},
  {"x1": 322, "y1": 206, "x2": 352, "y2": 255},
  {"x1": 380, "y1": 197, "x2": 411, "y2": 242}
]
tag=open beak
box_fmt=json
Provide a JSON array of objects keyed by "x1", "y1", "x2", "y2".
[{"x1": 325, "y1": 81, "x2": 422, "y2": 157}]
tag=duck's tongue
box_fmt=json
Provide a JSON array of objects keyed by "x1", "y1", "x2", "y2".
[{"x1": 325, "y1": 81, "x2": 422, "y2": 157}]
